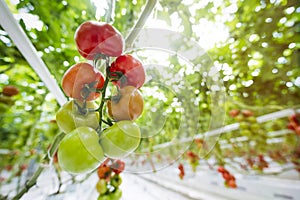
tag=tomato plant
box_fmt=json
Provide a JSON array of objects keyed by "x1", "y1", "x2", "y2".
[
  {"x1": 57, "y1": 127, "x2": 105, "y2": 174},
  {"x1": 56, "y1": 100, "x2": 99, "y2": 133},
  {"x1": 62, "y1": 62, "x2": 105, "y2": 101},
  {"x1": 99, "y1": 121, "x2": 141, "y2": 159},
  {"x1": 109, "y1": 54, "x2": 145, "y2": 88},
  {"x1": 107, "y1": 86, "x2": 144, "y2": 121},
  {"x1": 8, "y1": 15, "x2": 146, "y2": 200},
  {"x1": 75, "y1": 21, "x2": 124, "y2": 59}
]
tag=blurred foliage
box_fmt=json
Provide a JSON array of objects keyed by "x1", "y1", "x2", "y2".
[
  {"x1": 0, "y1": 0, "x2": 98, "y2": 175},
  {"x1": 210, "y1": 0, "x2": 300, "y2": 108},
  {"x1": 155, "y1": 0, "x2": 300, "y2": 113}
]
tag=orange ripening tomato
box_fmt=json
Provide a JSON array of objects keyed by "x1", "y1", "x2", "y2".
[
  {"x1": 107, "y1": 86, "x2": 143, "y2": 121},
  {"x1": 62, "y1": 62, "x2": 105, "y2": 101}
]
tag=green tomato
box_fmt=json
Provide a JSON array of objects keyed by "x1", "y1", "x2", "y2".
[
  {"x1": 56, "y1": 100, "x2": 99, "y2": 133},
  {"x1": 111, "y1": 189, "x2": 122, "y2": 200},
  {"x1": 57, "y1": 127, "x2": 105, "y2": 174},
  {"x1": 99, "y1": 121, "x2": 141, "y2": 159},
  {"x1": 97, "y1": 189, "x2": 122, "y2": 200},
  {"x1": 97, "y1": 194, "x2": 112, "y2": 200},
  {"x1": 96, "y1": 179, "x2": 108, "y2": 194},
  {"x1": 110, "y1": 174, "x2": 122, "y2": 188}
]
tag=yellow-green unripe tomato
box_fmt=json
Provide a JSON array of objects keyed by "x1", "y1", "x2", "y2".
[
  {"x1": 99, "y1": 121, "x2": 141, "y2": 159},
  {"x1": 111, "y1": 188, "x2": 122, "y2": 200},
  {"x1": 97, "y1": 194, "x2": 111, "y2": 200},
  {"x1": 96, "y1": 179, "x2": 107, "y2": 194},
  {"x1": 57, "y1": 127, "x2": 104, "y2": 174},
  {"x1": 111, "y1": 174, "x2": 122, "y2": 188},
  {"x1": 56, "y1": 100, "x2": 99, "y2": 133}
]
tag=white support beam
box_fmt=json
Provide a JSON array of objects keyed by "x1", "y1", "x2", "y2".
[
  {"x1": 0, "y1": 0, "x2": 67, "y2": 106},
  {"x1": 152, "y1": 108, "x2": 300, "y2": 150}
]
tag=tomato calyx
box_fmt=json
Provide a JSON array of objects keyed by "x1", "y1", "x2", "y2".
[
  {"x1": 72, "y1": 100, "x2": 95, "y2": 116},
  {"x1": 109, "y1": 54, "x2": 145, "y2": 89},
  {"x1": 109, "y1": 71, "x2": 128, "y2": 87},
  {"x1": 79, "y1": 81, "x2": 101, "y2": 100},
  {"x1": 110, "y1": 93, "x2": 122, "y2": 104}
]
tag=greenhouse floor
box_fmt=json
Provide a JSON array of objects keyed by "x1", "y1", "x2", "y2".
[
  {"x1": 2, "y1": 164, "x2": 297, "y2": 200},
  {"x1": 17, "y1": 172, "x2": 229, "y2": 200}
]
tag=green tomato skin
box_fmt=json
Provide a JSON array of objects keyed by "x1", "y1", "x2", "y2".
[
  {"x1": 111, "y1": 174, "x2": 122, "y2": 188},
  {"x1": 99, "y1": 121, "x2": 141, "y2": 159},
  {"x1": 56, "y1": 100, "x2": 99, "y2": 133},
  {"x1": 97, "y1": 189, "x2": 122, "y2": 200},
  {"x1": 96, "y1": 179, "x2": 108, "y2": 194},
  {"x1": 97, "y1": 194, "x2": 112, "y2": 200},
  {"x1": 111, "y1": 189, "x2": 122, "y2": 200},
  {"x1": 57, "y1": 127, "x2": 104, "y2": 174}
]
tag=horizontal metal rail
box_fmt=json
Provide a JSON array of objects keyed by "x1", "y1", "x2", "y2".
[{"x1": 151, "y1": 108, "x2": 299, "y2": 150}]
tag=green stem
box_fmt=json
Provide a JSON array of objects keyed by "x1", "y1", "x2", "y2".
[
  {"x1": 10, "y1": 132, "x2": 65, "y2": 200},
  {"x1": 125, "y1": 0, "x2": 157, "y2": 49},
  {"x1": 98, "y1": 57, "x2": 111, "y2": 133}
]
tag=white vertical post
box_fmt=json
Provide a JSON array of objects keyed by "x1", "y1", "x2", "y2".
[{"x1": 0, "y1": 0, "x2": 67, "y2": 106}]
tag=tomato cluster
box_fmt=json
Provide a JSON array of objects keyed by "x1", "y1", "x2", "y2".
[
  {"x1": 229, "y1": 109, "x2": 254, "y2": 120},
  {"x1": 95, "y1": 159, "x2": 125, "y2": 200},
  {"x1": 177, "y1": 163, "x2": 185, "y2": 179},
  {"x1": 186, "y1": 150, "x2": 199, "y2": 172},
  {"x1": 217, "y1": 166, "x2": 237, "y2": 188},
  {"x1": 55, "y1": 21, "x2": 145, "y2": 174},
  {"x1": 287, "y1": 113, "x2": 300, "y2": 135}
]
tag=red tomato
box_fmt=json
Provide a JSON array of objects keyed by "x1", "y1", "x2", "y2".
[
  {"x1": 296, "y1": 126, "x2": 300, "y2": 136},
  {"x1": 109, "y1": 55, "x2": 145, "y2": 89},
  {"x1": 62, "y1": 63, "x2": 105, "y2": 101},
  {"x1": 241, "y1": 109, "x2": 254, "y2": 117},
  {"x1": 97, "y1": 164, "x2": 112, "y2": 179},
  {"x1": 229, "y1": 109, "x2": 240, "y2": 117},
  {"x1": 217, "y1": 166, "x2": 227, "y2": 173},
  {"x1": 186, "y1": 150, "x2": 198, "y2": 159},
  {"x1": 111, "y1": 160, "x2": 125, "y2": 174},
  {"x1": 2, "y1": 85, "x2": 19, "y2": 97},
  {"x1": 75, "y1": 21, "x2": 124, "y2": 59},
  {"x1": 289, "y1": 114, "x2": 300, "y2": 125},
  {"x1": 178, "y1": 163, "x2": 185, "y2": 179},
  {"x1": 20, "y1": 164, "x2": 28, "y2": 171},
  {"x1": 222, "y1": 172, "x2": 231, "y2": 180},
  {"x1": 227, "y1": 179, "x2": 237, "y2": 188}
]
